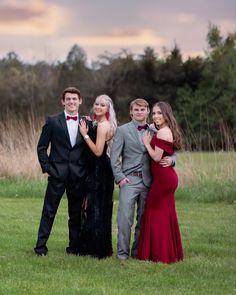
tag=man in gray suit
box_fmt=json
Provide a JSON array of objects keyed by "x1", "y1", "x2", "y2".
[{"x1": 110, "y1": 98, "x2": 173, "y2": 261}]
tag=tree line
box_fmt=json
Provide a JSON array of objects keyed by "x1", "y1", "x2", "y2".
[{"x1": 0, "y1": 24, "x2": 235, "y2": 151}]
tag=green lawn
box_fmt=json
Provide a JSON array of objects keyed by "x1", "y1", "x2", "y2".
[{"x1": 0, "y1": 197, "x2": 235, "y2": 295}]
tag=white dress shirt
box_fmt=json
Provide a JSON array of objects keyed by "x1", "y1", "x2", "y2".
[{"x1": 64, "y1": 111, "x2": 79, "y2": 147}]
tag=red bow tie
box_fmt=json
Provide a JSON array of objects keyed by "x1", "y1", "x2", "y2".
[
  {"x1": 138, "y1": 124, "x2": 148, "y2": 131},
  {"x1": 66, "y1": 115, "x2": 78, "y2": 121}
]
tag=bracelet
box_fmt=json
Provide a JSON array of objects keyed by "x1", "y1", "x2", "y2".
[{"x1": 84, "y1": 135, "x2": 89, "y2": 140}]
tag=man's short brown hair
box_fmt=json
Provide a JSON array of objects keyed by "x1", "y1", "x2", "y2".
[{"x1": 62, "y1": 87, "x2": 81, "y2": 101}]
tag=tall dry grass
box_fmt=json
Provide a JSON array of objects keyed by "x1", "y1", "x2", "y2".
[
  {"x1": 0, "y1": 117, "x2": 235, "y2": 188},
  {"x1": 176, "y1": 151, "x2": 236, "y2": 187},
  {"x1": 0, "y1": 116, "x2": 43, "y2": 179}
]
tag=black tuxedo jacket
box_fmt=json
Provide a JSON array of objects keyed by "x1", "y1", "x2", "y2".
[{"x1": 37, "y1": 112, "x2": 90, "y2": 181}]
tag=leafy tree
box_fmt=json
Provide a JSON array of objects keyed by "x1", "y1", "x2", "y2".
[
  {"x1": 176, "y1": 25, "x2": 236, "y2": 150},
  {"x1": 158, "y1": 44, "x2": 185, "y2": 106},
  {"x1": 0, "y1": 25, "x2": 235, "y2": 150},
  {"x1": 58, "y1": 44, "x2": 92, "y2": 101}
]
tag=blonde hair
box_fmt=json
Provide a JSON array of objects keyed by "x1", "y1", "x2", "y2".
[
  {"x1": 94, "y1": 94, "x2": 117, "y2": 134},
  {"x1": 129, "y1": 98, "x2": 149, "y2": 112}
]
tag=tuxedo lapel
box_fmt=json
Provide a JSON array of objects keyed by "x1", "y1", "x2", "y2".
[
  {"x1": 147, "y1": 125, "x2": 157, "y2": 137},
  {"x1": 75, "y1": 114, "x2": 83, "y2": 146},
  {"x1": 127, "y1": 121, "x2": 145, "y2": 151},
  {"x1": 58, "y1": 112, "x2": 71, "y2": 145}
]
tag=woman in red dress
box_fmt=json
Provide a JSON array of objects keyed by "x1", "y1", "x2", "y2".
[{"x1": 137, "y1": 101, "x2": 184, "y2": 263}]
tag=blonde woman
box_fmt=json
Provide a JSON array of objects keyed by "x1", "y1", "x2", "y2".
[{"x1": 78, "y1": 94, "x2": 117, "y2": 258}]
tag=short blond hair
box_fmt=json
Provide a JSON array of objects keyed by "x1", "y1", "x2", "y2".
[{"x1": 129, "y1": 98, "x2": 149, "y2": 111}]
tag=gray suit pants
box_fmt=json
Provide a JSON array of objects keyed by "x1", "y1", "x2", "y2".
[{"x1": 117, "y1": 175, "x2": 149, "y2": 260}]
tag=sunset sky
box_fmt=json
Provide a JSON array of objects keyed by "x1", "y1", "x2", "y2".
[{"x1": 0, "y1": 0, "x2": 235, "y2": 64}]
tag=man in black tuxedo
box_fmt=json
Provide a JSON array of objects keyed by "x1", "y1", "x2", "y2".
[{"x1": 34, "y1": 87, "x2": 89, "y2": 256}]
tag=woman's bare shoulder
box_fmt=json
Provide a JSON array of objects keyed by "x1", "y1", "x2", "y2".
[{"x1": 156, "y1": 126, "x2": 173, "y2": 142}]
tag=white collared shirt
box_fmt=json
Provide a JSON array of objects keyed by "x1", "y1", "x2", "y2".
[{"x1": 64, "y1": 111, "x2": 79, "y2": 147}]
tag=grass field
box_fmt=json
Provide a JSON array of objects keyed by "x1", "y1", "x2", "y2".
[
  {"x1": 0, "y1": 133, "x2": 236, "y2": 295},
  {"x1": 0, "y1": 195, "x2": 235, "y2": 295}
]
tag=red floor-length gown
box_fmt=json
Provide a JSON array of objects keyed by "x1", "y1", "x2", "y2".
[{"x1": 137, "y1": 137, "x2": 183, "y2": 263}]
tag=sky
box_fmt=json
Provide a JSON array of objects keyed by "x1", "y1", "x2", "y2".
[{"x1": 0, "y1": 0, "x2": 235, "y2": 64}]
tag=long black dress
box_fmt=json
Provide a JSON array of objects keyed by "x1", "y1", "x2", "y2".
[{"x1": 78, "y1": 125, "x2": 114, "y2": 258}]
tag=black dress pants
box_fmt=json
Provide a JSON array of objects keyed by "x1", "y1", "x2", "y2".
[{"x1": 35, "y1": 176, "x2": 86, "y2": 253}]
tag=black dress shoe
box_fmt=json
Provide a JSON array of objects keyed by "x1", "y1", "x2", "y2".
[
  {"x1": 35, "y1": 251, "x2": 47, "y2": 256},
  {"x1": 34, "y1": 246, "x2": 48, "y2": 256},
  {"x1": 66, "y1": 247, "x2": 78, "y2": 255}
]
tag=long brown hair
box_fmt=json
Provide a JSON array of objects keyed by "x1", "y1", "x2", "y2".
[{"x1": 153, "y1": 101, "x2": 183, "y2": 150}]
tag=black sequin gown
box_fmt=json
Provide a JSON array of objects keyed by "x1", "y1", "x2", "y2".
[{"x1": 78, "y1": 126, "x2": 114, "y2": 258}]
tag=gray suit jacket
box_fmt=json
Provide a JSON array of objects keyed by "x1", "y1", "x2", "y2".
[{"x1": 110, "y1": 121, "x2": 155, "y2": 188}]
